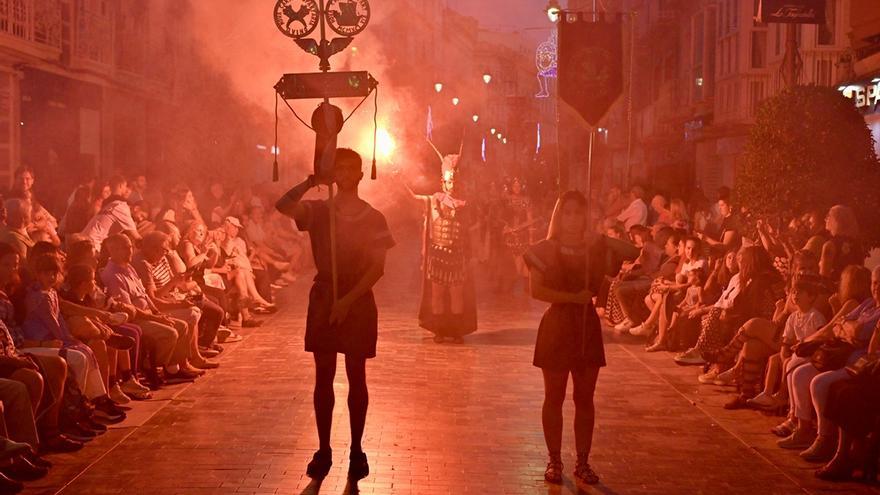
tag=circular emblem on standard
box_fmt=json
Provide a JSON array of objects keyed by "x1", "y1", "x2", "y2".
[
  {"x1": 326, "y1": 0, "x2": 371, "y2": 37},
  {"x1": 273, "y1": 0, "x2": 320, "y2": 39}
]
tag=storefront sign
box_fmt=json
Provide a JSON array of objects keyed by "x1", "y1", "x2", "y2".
[
  {"x1": 755, "y1": 0, "x2": 825, "y2": 24},
  {"x1": 839, "y1": 79, "x2": 880, "y2": 115}
]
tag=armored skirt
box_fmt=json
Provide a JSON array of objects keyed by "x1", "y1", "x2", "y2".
[{"x1": 524, "y1": 238, "x2": 608, "y2": 371}]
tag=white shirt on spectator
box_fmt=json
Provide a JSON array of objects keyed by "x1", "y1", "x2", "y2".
[
  {"x1": 714, "y1": 273, "x2": 742, "y2": 309},
  {"x1": 80, "y1": 200, "x2": 137, "y2": 251},
  {"x1": 616, "y1": 198, "x2": 648, "y2": 230},
  {"x1": 679, "y1": 258, "x2": 707, "y2": 276},
  {"x1": 782, "y1": 307, "x2": 826, "y2": 343}
]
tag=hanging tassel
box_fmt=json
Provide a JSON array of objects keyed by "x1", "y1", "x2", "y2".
[{"x1": 371, "y1": 85, "x2": 379, "y2": 180}]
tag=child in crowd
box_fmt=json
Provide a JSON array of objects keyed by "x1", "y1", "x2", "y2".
[
  {"x1": 751, "y1": 276, "x2": 826, "y2": 431},
  {"x1": 21, "y1": 255, "x2": 127, "y2": 421},
  {"x1": 673, "y1": 268, "x2": 705, "y2": 327}
]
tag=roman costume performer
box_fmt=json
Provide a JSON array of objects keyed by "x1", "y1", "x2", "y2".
[{"x1": 408, "y1": 142, "x2": 478, "y2": 343}]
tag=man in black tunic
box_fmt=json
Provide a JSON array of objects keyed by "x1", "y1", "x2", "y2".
[{"x1": 276, "y1": 148, "x2": 395, "y2": 481}]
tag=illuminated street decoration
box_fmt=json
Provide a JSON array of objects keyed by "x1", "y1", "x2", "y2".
[
  {"x1": 426, "y1": 105, "x2": 434, "y2": 139},
  {"x1": 536, "y1": 122, "x2": 541, "y2": 154},
  {"x1": 535, "y1": 30, "x2": 557, "y2": 98}
]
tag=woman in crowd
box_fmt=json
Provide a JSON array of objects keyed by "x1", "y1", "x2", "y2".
[
  {"x1": 218, "y1": 217, "x2": 274, "y2": 319},
  {"x1": 61, "y1": 264, "x2": 150, "y2": 402},
  {"x1": 8, "y1": 167, "x2": 59, "y2": 246},
  {"x1": 629, "y1": 236, "x2": 707, "y2": 337},
  {"x1": 525, "y1": 191, "x2": 608, "y2": 486},
  {"x1": 157, "y1": 185, "x2": 205, "y2": 228},
  {"x1": 819, "y1": 205, "x2": 864, "y2": 286},
  {"x1": 696, "y1": 196, "x2": 741, "y2": 256}
]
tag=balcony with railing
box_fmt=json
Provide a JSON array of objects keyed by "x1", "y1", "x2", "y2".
[
  {"x1": 72, "y1": 1, "x2": 113, "y2": 71},
  {"x1": 0, "y1": 0, "x2": 62, "y2": 58}
]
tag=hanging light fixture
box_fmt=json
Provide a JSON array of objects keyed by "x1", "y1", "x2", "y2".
[
  {"x1": 546, "y1": 0, "x2": 562, "y2": 23},
  {"x1": 452, "y1": 97, "x2": 460, "y2": 106},
  {"x1": 472, "y1": 114, "x2": 479, "y2": 123},
  {"x1": 434, "y1": 82, "x2": 443, "y2": 93},
  {"x1": 483, "y1": 73, "x2": 492, "y2": 84},
  {"x1": 490, "y1": 127, "x2": 496, "y2": 135}
]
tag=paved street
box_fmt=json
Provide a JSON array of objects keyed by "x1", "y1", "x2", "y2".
[{"x1": 20, "y1": 239, "x2": 880, "y2": 495}]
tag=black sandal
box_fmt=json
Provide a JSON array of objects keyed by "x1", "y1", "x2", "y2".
[
  {"x1": 348, "y1": 451, "x2": 369, "y2": 480},
  {"x1": 574, "y1": 457, "x2": 599, "y2": 485},
  {"x1": 306, "y1": 449, "x2": 332, "y2": 480},
  {"x1": 544, "y1": 454, "x2": 563, "y2": 484}
]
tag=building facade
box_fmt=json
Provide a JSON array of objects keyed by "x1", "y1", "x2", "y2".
[
  {"x1": 0, "y1": 0, "x2": 177, "y2": 213},
  {"x1": 601, "y1": 0, "x2": 853, "y2": 199}
]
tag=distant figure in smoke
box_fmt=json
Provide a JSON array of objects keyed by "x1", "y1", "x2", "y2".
[
  {"x1": 501, "y1": 177, "x2": 535, "y2": 293},
  {"x1": 402, "y1": 141, "x2": 478, "y2": 343},
  {"x1": 275, "y1": 149, "x2": 394, "y2": 482},
  {"x1": 525, "y1": 191, "x2": 608, "y2": 486}
]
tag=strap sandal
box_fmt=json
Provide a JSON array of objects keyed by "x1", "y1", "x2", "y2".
[
  {"x1": 574, "y1": 458, "x2": 599, "y2": 485},
  {"x1": 544, "y1": 455, "x2": 563, "y2": 484}
]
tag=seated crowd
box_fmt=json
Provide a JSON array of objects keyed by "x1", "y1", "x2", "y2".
[
  {"x1": 0, "y1": 166, "x2": 307, "y2": 492},
  {"x1": 599, "y1": 184, "x2": 880, "y2": 483}
]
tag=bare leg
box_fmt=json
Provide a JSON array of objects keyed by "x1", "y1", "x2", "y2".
[
  {"x1": 313, "y1": 352, "x2": 337, "y2": 452},
  {"x1": 344, "y1": 356, "x2": 368, "y2": 454},
  {"x1": 541, "y1": 369, "x2": 569, "y2": 455},
  {"x1": 762, "y1": 353, "x2": 782, "y2": 395},
  {"x1": 245, "y1": 271, "x2": 273, "y2": 307},
  {"x1": 572, "y1": 366, "x2": 600, "y2": 458}
]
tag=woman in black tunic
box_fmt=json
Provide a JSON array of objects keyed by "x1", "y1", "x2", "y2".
[{"x1": 524, "y1": 191, "x2": 607, "y2": 486}]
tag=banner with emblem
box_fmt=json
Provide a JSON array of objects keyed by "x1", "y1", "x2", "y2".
[{"x1": 557, "y1": 13, "x2": 623, "y2": 127}]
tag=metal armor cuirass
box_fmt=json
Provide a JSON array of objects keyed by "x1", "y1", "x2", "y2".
[{"x1": 427, "y1": 199, "x2": 467, "y2": 286}]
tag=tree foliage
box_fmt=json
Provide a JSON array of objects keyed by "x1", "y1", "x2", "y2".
[{"x1": 738, "y1": 85, "x2": 880, "y2": 248}]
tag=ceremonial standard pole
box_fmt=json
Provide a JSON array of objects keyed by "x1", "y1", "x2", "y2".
[{"x1": 272, "y1": 0, "x2": 378, "y2": 306}]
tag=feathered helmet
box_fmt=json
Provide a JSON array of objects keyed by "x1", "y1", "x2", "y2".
[{"x1": 428, "y1": 138, "x2": 463, "y2": 182}]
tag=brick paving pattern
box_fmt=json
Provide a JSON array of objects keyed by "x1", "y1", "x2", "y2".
[{"x1": 18, "y1": 242, "x2": 880, "y2": 494}]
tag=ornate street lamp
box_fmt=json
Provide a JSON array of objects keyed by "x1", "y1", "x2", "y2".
[
  {"x1": 434, "y1": 82, "x2": 443, "y2": 93},
  {"x1": 546, "y1": 0, "x2": 561, "y2": 23}
]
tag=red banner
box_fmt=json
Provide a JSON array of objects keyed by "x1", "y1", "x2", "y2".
[{"x1": 558, "y1": 13, "x2": 623, "y2": 127}]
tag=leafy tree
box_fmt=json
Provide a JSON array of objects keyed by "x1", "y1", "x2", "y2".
[{"x1": 737, "y1": 85, "x2": 880, "y2": 248}]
